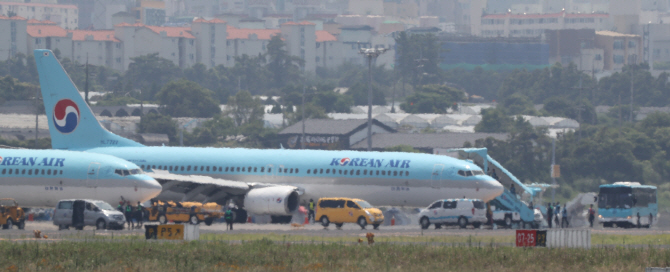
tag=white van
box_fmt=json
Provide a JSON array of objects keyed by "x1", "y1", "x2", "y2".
[
  {"x1": 419, "y1": 199, "x2": 487, "y2": 229},
  {"x1": 53, "y1": 199, "x2": 126, "y2": 230}
]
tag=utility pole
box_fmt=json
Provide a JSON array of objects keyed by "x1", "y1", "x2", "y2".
[
  {"x1": 359, "y1": 47, "x2": 388, "y2": 151},
  {"x1": 551, "y1": 137, "x2": 556, "y2": 204},
  {"x1": 301, "y1": 79, "x2": 306, "y2": 149},
  {"x1": 84, "y1": 53, "x2": 89, "y2": 104},
  {"x1": 630, "y1": 64, "x2": 635, "y2": 122}
]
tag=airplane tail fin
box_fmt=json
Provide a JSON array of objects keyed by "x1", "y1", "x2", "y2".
[{"x1": 34, "y1": 49, "x2": 143, "y2": 150}]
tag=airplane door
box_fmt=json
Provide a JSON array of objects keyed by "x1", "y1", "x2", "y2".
[
  {"x1": 431, "y1": 164, "x2": 444, "y2": 188},
  {"x1": 87, "y1": 163, "x2": 100, "y2": 188}
]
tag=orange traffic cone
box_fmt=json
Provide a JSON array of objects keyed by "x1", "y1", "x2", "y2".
[
  {"x1": 247, "y1": 216, "x2": 252, "y2": 223},
  {"x1": 391, "y1": 216, "x2": 395, "y2": 226},
  {"x1": 304, "y1": 216, "x2": 309, "y2": 225}
]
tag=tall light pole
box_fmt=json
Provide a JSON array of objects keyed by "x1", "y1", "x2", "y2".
[{"x1": 359, "y1": 47, "x2": 387, "y2": 151}]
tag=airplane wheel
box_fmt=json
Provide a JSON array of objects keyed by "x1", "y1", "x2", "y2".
[
  {"x1": 373, "y1": 224, "x2": 380, "y2": 230},
  {"x1": 17, "y1": 220, "x2": 25, "y2": 230},
  {"x1": 205, "y1": 218, "x2": 214, "y2": 226},
  {"x1": 5, "y1": 219, "x2": 13, "y2": 230}
]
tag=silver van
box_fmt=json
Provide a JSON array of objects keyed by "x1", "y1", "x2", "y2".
[{"x1": 53, "y1": 199, "x2": 126, "y2": 230}]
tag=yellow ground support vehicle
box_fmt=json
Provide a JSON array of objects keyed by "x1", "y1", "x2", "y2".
[
  {"x1": 316, "y1": 197, "x2": 384, "y2": 229},
  {"x1": 147, "y1": 201, "x2": 224, "y2": 225},
  {"x1": 0, "y1": 198, "x2": 25, "y2": 230}
]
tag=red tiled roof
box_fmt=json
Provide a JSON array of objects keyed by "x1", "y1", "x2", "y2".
[
  {"x1": 226, "y1": 25, "x2": 280, "y2": 40},
  {"x1": 0, "y1": 15, "x2": 26, "y2": 21},
  {"x1": 144, "y1": 25, "x2": 195, "y2": 38},
  {"x1": 69, "y1": 30, "x2": 120, "y2": 42},
  {"x1": 27, "y1": 25, "x2": 68, "y2": 37},
  {"x1": 315, "y1": 30, "x2": 336, "y2": 42},
  {"x1": 282, "y1": 21, "x2": 315, "y2": 26},
  {"x1": 209, "y1": 18, "x2": 226, "y2": 23},
  {"x1": 27, "y1": 19, "x2": 41, "y2": 24},
  {"x1": 0, "y1": 1, "x2": 77, "y2": 9},
  {"x1": 193, "y1": 18, "x2": 208, "y2": 23}
]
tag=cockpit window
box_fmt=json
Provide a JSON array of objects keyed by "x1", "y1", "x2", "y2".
[
  {"x1": 115, "y1": 168, "x2": 143, "y2": 176},
  {"x1": 457, "y1": 170, "x2": 485, "y2": 177}
]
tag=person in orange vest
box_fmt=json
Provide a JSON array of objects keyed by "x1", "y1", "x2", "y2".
[{"x1": 588, "y1": 204, "x2": 596, "y2": 228}]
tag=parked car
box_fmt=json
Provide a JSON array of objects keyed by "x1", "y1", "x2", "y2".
[
  {"x1": 316, "y1": 197, "x2": 384, "y2": 229},
  {"x1": 53, "y1": 199, "x2": 125, "y2": 230},
  {"x1": 419, "y1": 199, "x2": 487, "y2": 229}
]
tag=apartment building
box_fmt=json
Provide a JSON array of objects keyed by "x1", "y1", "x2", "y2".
[
  {"x1": 70, "y1": 30, "x2": 123, "y2": 70},
  {"x1": 480, "y1": 11, "x2": 610, "y2": 37},
  {"x1": 0, "y1": 1, "x2": 78, "y2": 29},
  {"x1": 280, "y1": 21, "x2": 316, "y2": 72},
  {"x1": 595, "y1": 30, "x2": 642, "y2": 70},
  {"x1": 0, "y1": 15, "x2": 27, "y2": 61},
  {"x1": 26, "y1": 20, "x2": 73, "y2": 60},
  {"x1": 114, "y1": 23, "x2": 196, "y2": 70},
  {"x1": 191, "y1": 18, "x2": 228, "y2": 68}
]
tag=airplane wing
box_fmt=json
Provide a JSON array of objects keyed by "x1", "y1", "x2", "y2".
[{"x1": 147, "y1": 170, "x2": 251, "y2": 204}]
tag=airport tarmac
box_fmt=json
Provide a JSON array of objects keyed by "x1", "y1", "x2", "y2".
[{"x1": 3, "y1": 220, "x2": 670, "y2": 240}]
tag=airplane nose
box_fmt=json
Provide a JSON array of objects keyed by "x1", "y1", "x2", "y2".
[
  {"x1": 137, "y1": 175, "x2": 162, "y2": 200},
  {"x1": 482, "y1": 178, "x2": 504, "y2": 202}
]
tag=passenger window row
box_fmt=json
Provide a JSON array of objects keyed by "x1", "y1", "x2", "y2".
[
  {"x1": 306, "y1": 168, "x2": 410, "y2": 177},
  {"x1": 0, "y1": 168, "x2": 63, "y2": 176},
  {"x1": 140, "y1": 164, "x2": 310, "y2": 175}
]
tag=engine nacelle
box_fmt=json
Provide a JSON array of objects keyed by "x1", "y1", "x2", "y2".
[{"x1": 243, "y1": 186, "x2": 300, "y2": 215}]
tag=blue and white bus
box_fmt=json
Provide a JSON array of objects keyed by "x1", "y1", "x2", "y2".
[{"x1": 598, "y1": 182, "x2": 657, "y2": 228}]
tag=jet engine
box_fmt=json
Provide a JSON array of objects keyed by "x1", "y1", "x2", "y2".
[{"x1": 243, "y1": 186, "x2": 300, "y2": 215}]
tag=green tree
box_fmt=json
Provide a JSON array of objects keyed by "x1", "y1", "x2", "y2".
[
  {"x1": 226, "y1": 90, "x2": 264, "y2": 126},
  {"x1": 400, "y1": 84, "x2": 466, "y2": 113},
  {"x1": 155, "y1": 80, "x2": 221, "y2": 118},
  {"x1": 346, "y1": 81, "x2": 386, "y2": 106},
  {"x1": 475, "y1": 108, "x2": 514, "y2": 133},
  {"x1": 125, "y1": 53, "x2": 181, "y2": 99},
  {"x1": 138, "y1": 112, "x2": 178, "y2": 143},
  {"x1": 266, "y1": 35, "x2": 304, "y2": 89}
]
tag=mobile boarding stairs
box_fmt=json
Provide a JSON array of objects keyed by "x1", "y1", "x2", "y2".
[{"x1": 449, "y1": 148, "x2": 557, "y2": 229}]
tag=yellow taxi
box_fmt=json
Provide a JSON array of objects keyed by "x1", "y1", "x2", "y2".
[{"x1": 316, "y1": 197, "x2": 384, "y2": 229}]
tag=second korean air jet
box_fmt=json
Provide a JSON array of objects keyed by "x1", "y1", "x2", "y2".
[
  {"x1": 34, "y1": 49, "x2": 503, "y2": 222},
  {"x1": 0, "y1": 148, "x2": 162, "y2": 207}
]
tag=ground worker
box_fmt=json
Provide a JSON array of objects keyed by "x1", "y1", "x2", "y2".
[
  {"x1": 125, "y1": 201, "x2": 134, "y2": 229},
  {"x1": 561, "y1": 206, "x2": 569, "y2": 228},
  {"x1": 117, "y1": 201, "x2": 124, "y2": 213},
  {"x1": 135, "y1": 202, "x2": 144, "y2": 229},
  {"x1": 588, "y1": 204, "x2": 596, "y2": 228},
  {"x1": 308, "y1": 199, "x2": 315, "y2": 224},
  {"x1": 554, "y1": 202, "x2": 561, "y2": 227},
  {"x1": 546, "y1": 203, "x2": 553, "y2": 228},
  {"x1": 224, "y1": 207, "x2": 234, "y2": 230}
]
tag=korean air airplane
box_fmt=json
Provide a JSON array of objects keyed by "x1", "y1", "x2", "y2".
[
  {"x1": 0, "y1": 148, "x2": 162, "y2": 207},
  {"x1": 34, "y1": 49, "x2": 503, "y2": 221}
]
